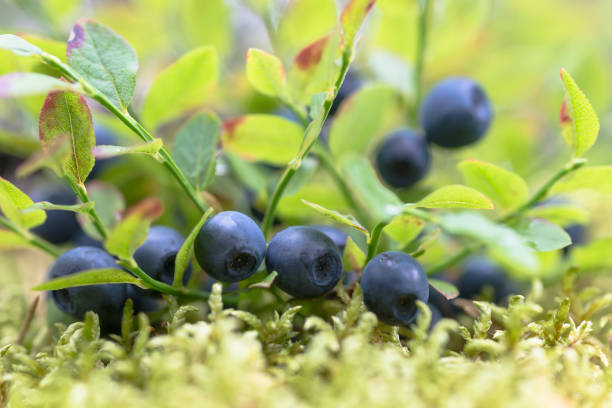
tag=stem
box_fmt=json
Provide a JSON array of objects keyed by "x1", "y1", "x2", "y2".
[
  {"x1": 412, "y1": 0, "x2": 433, "y2": 125},
  {"x1": 262, "y1": 166, "x2": 297, "y2": 237},
  {"x1": 366, "y1": 222, "x2": 386, "y2": 262},
  {"x1": 0, "y1": 216, "x2": 62, "y2": 257},
  {"x1": 41, "y1": 54, "x2": 208, "y2": 214},
  {"x1": 16, "y1": 295, "x2": 39, "y2": 345},
  {"x1": 65, "y1": 178, "x2": 108, "y2": 239},
  {"x1": 425, "y1": 243, "x2": 481, "y2": 275}
]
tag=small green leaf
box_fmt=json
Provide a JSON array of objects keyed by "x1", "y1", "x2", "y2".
[
  {"x1": 441, "y1": 212, "x2": 539, "y2": 273},
  {"x1": 340, "y1": 0, "x2": 377, "y2": 48},
  {"x1": 221, "y1": 114, "x2": 303, "y2": 165},
  {"x1": 93, "y1": 139, "x2": 163, "y2": 160},
  {"x1": 383, "y1": 214, "x2": 424, "y2": 246},
  {"x1": 249, "y1": 271, "x2": 278, "y2": 289},
  {"x1": 525, "y1": 204, "x2": 589, "y2": 227},
  {"x1": 517, "y1": 218, "x2": 571, "y2": 252},
  {"x1": 429, "y1": 280, "x2": 459, "y2": 300},
  {"x1": 458, "y1": 159, "x2": 528, "y2": 211},
  {"x1": 173, "y1": 208, "x2": 214, "y2": 288},
  {"x1": 0, "y1": 73, "x2": 79, "y2": 98},
  {"x1": 343, "y1": 236, "x2": 366, "y2": 272},
  {"x1": 32, "y1": 268, "x2": 143, "y2": 291},
  {"x1": 67, "y1": 19, "x2": 138, "y2": 112},
  {"x1": 0, "y1": 177, "x2": 46, "y2": 228},
  {"x1": 301, "y1": 199, "x2": 369, "y2": 236},
  {"x1": 78, "y1": 181, "x2": 125, "y2": 240},
  {"x1": 142, "y1": 47, "x2": 218, "y2": 128},
  {"x1": 276, "y1": 0, "x2": 338, "y2": 55},
  {"x1": 559, "y1": 69, "x2": 599, "y2": 157},
  {"x1": 415, "y1": 185, "x2": 494, "y2": 210},
  {"x1": 172, "y1": 112, "x2": 221, "y2": 191},
  {"x1": 0, "y1": 34, "x2": 42, "y2": 56},
  {"x1": 27, "y1": 200, "x2": 93, "y2": 214},
  {"x1": 340, "y1": 153, "x2": 402, "y2": 222},
  {"x1": 329, "y1": 84, "x2": 395, "y2": 158},
  {"x1": 246, "y1": 48, "x2": 287, "y2": 99},
  {"x1": 39, "y1": 90, "x2": 95, "y2": 185},
  {"x1": 551, "y1": 166, "x2": 612, "y2": 194},
  {"x1": 105, "y1": 198, "x2": 163, "y2": 260}
]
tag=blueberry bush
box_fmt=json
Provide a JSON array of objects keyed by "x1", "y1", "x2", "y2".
[{"x1": 0, "y1": 0, "x2": 611, "y2": 406}]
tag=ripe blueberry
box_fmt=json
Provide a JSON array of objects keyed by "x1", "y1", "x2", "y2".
[
  {"x1": 361, "y1": 251, "x2": 429, "y2": 326},
  {"x1": 47, "y1": 246, "x2": 127, "y2": 333},
  {"x1": 266, "y1": 226, "x2": 343, "y2": 298},
  {"x1": 420, "y1": 77, "x2": 492, "y2": 148},
  {"x1": 194, "y1": 211, "x2": 266, "y2": 282},
  {"x1": 30, "y1": 183, "x2": 80, "y2": 244},
  {"x1": 310, "y1": 225, "x2": 348, "y2": 254},
  {"x1": 457, "y1": 258, "x2": 515, "y2": 303},
  {"x1": 375, "y1": 129, "x2": 430, "y2": 188}
]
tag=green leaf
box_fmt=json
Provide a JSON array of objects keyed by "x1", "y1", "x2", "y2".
[
  {"x1": 340, "y1": 0, "x2": 377, "y2": 48},
  {"x1": 142, "y1": 47, "x2": 218, "y2": 128},
  {"x1": 283, "y1": 157, "x2": 318, "y2": 197},
  {"x1": 429, "y1": 280, "x2": 459, "y2": 300},
  {"x1": 551, "y1": 166, "x2": 612, "y2": 194},
  {"x1": 249, "y1": 271, "x2": 278, "y2": 289},
  {"x1": 93, "y1": 139, "x2": 163, "y2": 160},
  {"x1": 0, "y1": 177, "x2": 46, "y2": 228},
  {"x1": 383, "y1": 214, "x2": 424, "y2": 246},
  {"x1": 79, "y1": 181, "x2": 125, "y2": 240},
  {"x1": 340, "y1": 153, "x2": 402, "y2": 222},
  {"x1": 517, "y1": 218, "x2": 571, "y2": 252},
  {"x1": 276, "y1": 0, "x2": 338, "y2": 55},
  {"x1": 571, "y1": 238, "x2": 612, "y2": 270},
  {"x1": 288, "y1": 31, "x2": 343, "y2": 104},
  {"x1": 224, "y1": 152, "x2": 269, "y2": 192},
  {"x1": 296, "y1": 92, "x2": 331, "y2": 158},
  {"x1": 32, "y1": 268, "x2": 143, "y2": 291},
  {"x1": 559, "y1": 69, "x2": 599, "y2": 157},
  {"x1": 67, "y1": 19, "x2": 138, "y2": 112},
  {"x1": 0, "y1": 73, "x2": 79, "y2": 98},
  {"x1": 180, "y1": 0, "x2": 232, "y2": 56},
  {"x1": 39, "y1": 90, "x2": 95, "y2": 185},
  {"x1": 221, "y1": 114, "x2": 303, "y2": 165},
  {"x1": 246, "y1": 48, "x2": 287, "y2": 99},
  {"x1": 441, "y1": 212, "x2": 539, "y2": 273},
  {"x1": 172, "y1": 112, "x2": 220, "y2": 191},
  {"x1": 0, "y1": 229, "x2": 30, "y2": 250},
  {"x1": 105, "y1": 198, "x2": 163, "y2": 260},
  {"x1": 301, "y1": 199, "x2": 369, "y2": 236},
  {"x1": 458, "y1": 159, "x2": 528, "y2": 211},
  {"x1": 27, "y1": 201, "x2": 93, "y2": 214},
  {"x1": 0, "y1": 34, "x2": 42, "y2": 56},
  {"x1": 343, "y1": 236, "x2": 366, "y2": 272},
  {"x1": 415, "y1": 185, "x2": 494, "y2": 209},
  {"x1": 329, "y1": 84, "x2": 395, "y2": 158},
  {"x1": 525, "y1": 204, "x2": 589, "y2": 227},
  {"x1": 173, "y1": 209, "x2": 214, "y2": 288}
]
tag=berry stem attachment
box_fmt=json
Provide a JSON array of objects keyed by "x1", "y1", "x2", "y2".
[
  {"x1": 40, "y1": 53, "x2": 209, "y2": 215},
  {"x1": 0, "y1": 215, "x2": 62, "y2": 258}
]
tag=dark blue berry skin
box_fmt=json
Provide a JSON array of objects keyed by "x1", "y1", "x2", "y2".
[
  {"x1": 266, "y1": 226, "x2": 343, "y2": 298},
  {"x1": 563, "y1": 224, "x2": 587, "y2": 255},
  {"x1": 428, "y1": 303, "x2": 443, "y2": 331},
  {"x1": 30, "y1": 184, "x2": 80, "y2": 244},
  {"x1": 457, "y1": 258, "x2": 514, "y2": 303},
  {"x1": 329, "y1": 71, "x2": 363, "y2": 116},
  {"x1": 71, "y1": 229, "x2": 104, "y2": 249},
  {"x1": 420, "y1": 77, "x2": 492, "y2": 148},
  {"x1": 310, "y1": 225, "x2": 348, "y2": 254},
  {"x1": 129, "y1": 226, "x2": 191, "y2": 312},
  {"x1": 361, "y1": 251, "x2": 429, "y2": 326},
  {"x1": 47, "y1": 246, "x2": 127, "y2": 333},
  {"x1": 375, "y1": 129, "x2": 430, "y2": 188},
  {"x1": 0, "y1": 152, "x2": 21, "y2": 181},
  {"x1": 89, "y1": 125, "x2": 118, "y2": 178},
  {"x1": 194, "y1": 211, "x2": 266, "y2": 282}
]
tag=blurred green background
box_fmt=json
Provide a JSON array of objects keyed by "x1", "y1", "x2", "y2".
[{"x1": 1, "y1": 0, "x2": 611, "y2": 293}]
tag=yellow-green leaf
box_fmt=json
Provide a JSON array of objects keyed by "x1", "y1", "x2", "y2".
[
  {"x1": 0, "y1": 177, "x2": 46, "y2": 228},
  {"x1": 246, "y1": 48, "x2": 287, "y2": 99},
  {"x1": 416, "y1": 185, "x2": 494, "y2": 209}
]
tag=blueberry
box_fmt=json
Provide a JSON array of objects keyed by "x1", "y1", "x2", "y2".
[
  {"x1": 71, "y1": 229, "x2": 104, "y2": 249},
  {"x1": 47, "y1": 246, "x2": 127, "y2": 333},
  {"x1": 194, "y1": 211, "x2": 266, "y2": 282},
  {"x1": 89, "y1": 125, "x2": 118, "y2": 178},
  {"x1": 457, "y1": 258, "x2": 515, "y2": 303},
  {"x1": 563, "y1": 224, "x2": 588, "y2": 255},
  {"x1": 30, "y1": 184, "x2": 80, "y2": 244},
  {"x1": 420, "y1": 77, "x2": 492, "y2": 148},
  {"x1": 310, "y1": 225, "x2": 348, "y2": 254},
  {"x1": 0, "y1": 152, "x2": 21, "y2": 181},
  {"x1": 266, "y1": 226, "x2": 343, "y2": 298},
  {"x1": 375, "y1": 128, "x2": 430, "y2": 188},
  {"x1": 329, "y1": 71, "x2": 363, "y2": 116},
  {"x1": 361, "y1": 251, "x2": 429, "y2": 326}
]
